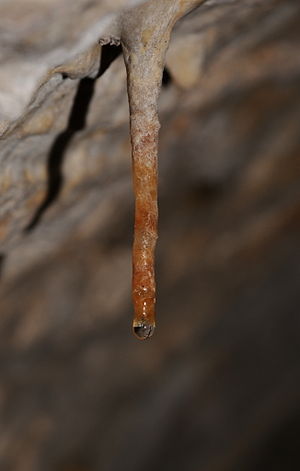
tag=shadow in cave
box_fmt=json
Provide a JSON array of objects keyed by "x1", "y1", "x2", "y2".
[
  {"x1": 0, "y1": 253, "x2": 5, "y2": 279},
  {"x1": 24, "y1": 44, "x2": 122, "y2": 233}
]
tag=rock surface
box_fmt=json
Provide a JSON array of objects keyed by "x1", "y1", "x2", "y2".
[{"x1": 0, "y1": 1, "x2": 299, "y2": 470}]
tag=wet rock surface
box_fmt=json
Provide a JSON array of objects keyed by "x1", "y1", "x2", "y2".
[{"x1": 0, "y1": 1, "x2": 299, "y2": 470}]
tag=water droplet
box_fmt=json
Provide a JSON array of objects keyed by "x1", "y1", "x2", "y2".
[{"x1": 133, "y1": 322, "x2": 155, "y2": 340}]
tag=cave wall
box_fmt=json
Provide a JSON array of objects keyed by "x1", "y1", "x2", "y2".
[{"x1": 0, "y1": 1, "x2": 299, "y2": 470}]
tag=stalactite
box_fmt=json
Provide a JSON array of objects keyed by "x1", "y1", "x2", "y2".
[{"x1": 100, "y1": 0, "x2": 205, "y2": 339}]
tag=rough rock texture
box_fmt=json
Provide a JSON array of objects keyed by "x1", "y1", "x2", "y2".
[{"x1": 0, "y1": 1, "x2": 300, "y2": 470}]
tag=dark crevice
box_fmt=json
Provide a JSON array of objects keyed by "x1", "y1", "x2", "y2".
[
  {"x1": 162, "y1": 67, "x2": 172, "y2": 87},
  {"x1": 98, "y1": 44, "x2": 121, "y2": 78},
  {"x1": 24, "y1": 44, "x2": 122, "y2": 233}
]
